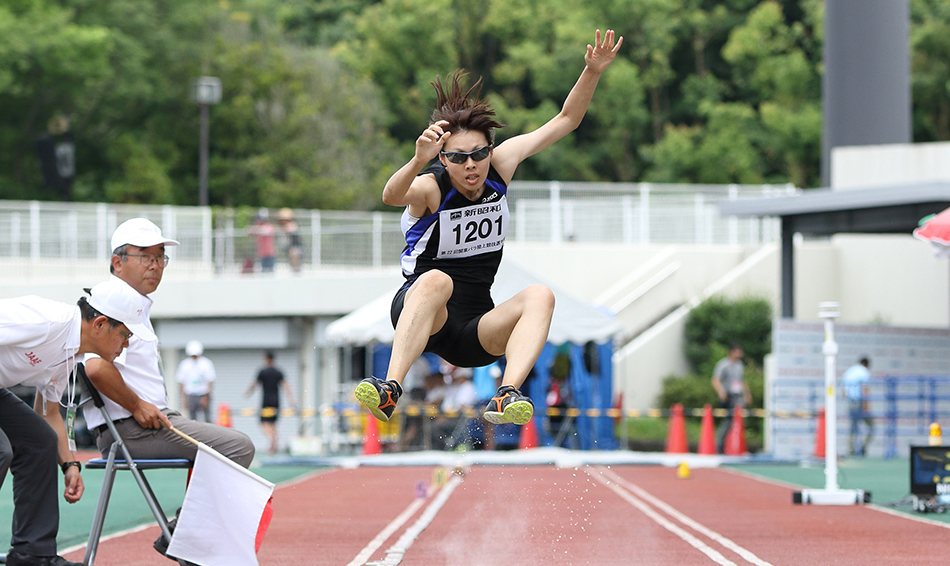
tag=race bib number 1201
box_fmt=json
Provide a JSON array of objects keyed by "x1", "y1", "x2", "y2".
[{"x1": 437, "y1": 199, "x2": 508, "y2": 259}]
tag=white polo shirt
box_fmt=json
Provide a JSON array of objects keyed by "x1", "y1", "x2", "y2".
[
  {"x1": 0, "y1": 296, "x2": 81, "y2": 403},
  {"x1": 82, "y1": 276, "x2": 167, "y2": 430},
  {"x1": 176, "y1": 356, "x2": 216, "y2": 395}
]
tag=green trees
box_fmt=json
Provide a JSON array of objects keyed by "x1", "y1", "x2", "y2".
[
  {"x1": 0, "y1": 0, "x2": 398, "y2": 208},
  {"x1": 1, "y1": 1, "x2": 947, "y2": 207}
]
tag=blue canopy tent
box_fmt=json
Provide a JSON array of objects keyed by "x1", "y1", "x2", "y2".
[{"x1": 327, "y1": 262, "x2": 623, "y2": 449}]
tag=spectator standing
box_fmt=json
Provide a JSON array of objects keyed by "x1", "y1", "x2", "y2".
[
  {"x1": 547, "y1": 375, "x2": 574, "y2": 448},
  {"x1": 842, "y1": 357, "x2": 873, "y2": 456},
  {"x1": 247, "y1": 211, "x2": 276, "y2": 273},
  {"x1": 277, "y1": 208, "x2": 303, "y2": 273},
  {"x1": 246, "y1": 351, "x2": 296, "y2": 455},
  {"x1": 711, "y1": 343, "x2": 752, "y2": 453},
  {"x1": 176, "y1": 341, "x2": 215, "y2": 423}
]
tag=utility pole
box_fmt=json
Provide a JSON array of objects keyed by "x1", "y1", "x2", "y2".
[{"x1": 193, "y1": 77, "x2": 222, "y2": 207}]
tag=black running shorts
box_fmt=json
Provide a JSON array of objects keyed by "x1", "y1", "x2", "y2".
[{"x1": 391, "y1": 277, "x2": 501, "y2": 368}]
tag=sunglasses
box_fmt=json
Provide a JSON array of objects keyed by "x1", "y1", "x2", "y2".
[{"x1": 441, "y1": 145, "x2": 493, "y2": 164}]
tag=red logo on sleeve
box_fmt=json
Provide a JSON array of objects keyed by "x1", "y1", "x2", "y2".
[{"x1": 25, "y1": 352, "x2": 41, "y2": 367}]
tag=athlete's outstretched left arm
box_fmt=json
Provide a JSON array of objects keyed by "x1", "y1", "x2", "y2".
[{"x1": 492, "y1": 29, "x2": 623, "y2": 182}]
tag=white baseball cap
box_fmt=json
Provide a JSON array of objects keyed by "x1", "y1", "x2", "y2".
[
  {"x1": 87, "y1": 279, "x2": 157, "y2": 341},
  {"x1": 111, "y1": 218, "x2": 180, "y2": 254},
  {"x1": 186, "y1": 340, "x2": 203, "y2": 357}
]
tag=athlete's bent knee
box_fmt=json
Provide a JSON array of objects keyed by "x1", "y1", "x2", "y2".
[
  {"x1": 524, "y1": 284, "x2": 555, "y2": 314},
  {"x1": 411, "y1": 270, "x2": 454, "y2": 301}
]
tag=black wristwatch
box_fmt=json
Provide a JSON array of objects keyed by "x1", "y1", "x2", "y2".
[{"x1": 61, "y1": 461, "x2": 82, "y2": 474}]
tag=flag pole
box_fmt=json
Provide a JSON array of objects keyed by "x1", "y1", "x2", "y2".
[{"x1": 168, "y1": 425, "x2": 201, "y2": 447}]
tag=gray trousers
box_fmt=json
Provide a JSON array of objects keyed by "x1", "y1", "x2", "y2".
[
  {"x1": 0, "y1": 388, "x2": 60, "y2": 556},
  {"x1": 715, "y1": 394, "x2": 746, "y2": 453},
  {"x1": 185, "y1": 394, "x2": 211, "y2": 423},
  {"x1": 848, "y1": 398, "x2": 873, "y2": 456},
  {"x1": 94, "y1": 409, "x2": 255, "y2": 468}
]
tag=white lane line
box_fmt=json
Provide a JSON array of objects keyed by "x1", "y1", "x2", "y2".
[
  {"x1": 346, "y1": 496, "x2": 430, "y2": 566},
  {"x1": 722, "y1": 466, "x2": 950, "y2": 531},
  {"x1": 64, "y1": 466, "x2": 341, "y2": 557},
  {"x1": 367, "y1": 474, "x2": 463, "y2": 566},
  {"x1": 596, "y1": 467, "x2": 774, "y2": 566},
  {"x1": 585, "y1": 468, "x2": 738, "y2": 566},
  {"x1": 60, "y1": 523, "x2": 154, "y2": 556}
]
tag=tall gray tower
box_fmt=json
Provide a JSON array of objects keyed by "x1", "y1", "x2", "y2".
[{"x1": 822, "y1": 0, "x2": 911, "y2": 186}]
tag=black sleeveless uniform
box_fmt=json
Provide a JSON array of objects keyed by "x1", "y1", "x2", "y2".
[{"x1": 391, "y1": 162, "x2": 509, "y2": 367}]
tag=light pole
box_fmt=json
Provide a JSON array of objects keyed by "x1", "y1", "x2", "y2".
[{"x1": 193, "y1": 77, "x2": 222, "y2": 207}]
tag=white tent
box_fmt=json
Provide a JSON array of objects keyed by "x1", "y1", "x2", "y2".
[{"x1": 325, "y1": 262, "x2": 622, "y2": 345}]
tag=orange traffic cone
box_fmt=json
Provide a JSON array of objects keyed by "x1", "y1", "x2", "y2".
[
  {"x1": 813, "y1": 408, "x2": 826, "y2": 458},
  {"x1": 723, "y1": 408, "x2": 747, "y2": 455},
  {"x1": 363, "y1": 412, "x2": 382, "y2": 455},
  {"x1": 216, "y1": 403, "x2": 232, "y2": 428},
  {"x1": 697, "y1": 404, "x2": 716, "y2": 455},
  {"x1": 519, "y1": 417, "x2": 539, "y2": 449},
  {"x1": 665, "y1": 404, "x2": 688, "y2": 453}
]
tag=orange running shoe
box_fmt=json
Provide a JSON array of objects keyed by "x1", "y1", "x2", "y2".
[
  {"x1": 355, "y1": 377, "x2": 403, "y2": 422},
  {"x1": 483, "y1": 385, "x2": 534, "y2": 425}
]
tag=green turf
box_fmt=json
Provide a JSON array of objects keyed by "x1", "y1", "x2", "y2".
[
  {"x1": 729, "y1": 457, "x2": 950, "y2": 524},
  {"x1": 0, "y1": 464, "x2": 321, "y2": 552}
]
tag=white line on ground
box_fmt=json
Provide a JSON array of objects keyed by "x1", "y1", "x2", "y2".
[
  {"x1": 59, "y1": 523, "x2": 154, "y2": 556},
  {"x1": 721, "y1": 466, "x2": 950, "y2": 531},
  {"x1": 364, "y1": 474, "x2": 463, "y2": 566},
  {"x1": 585, "y1": 468, "x2": 739, "y2": 566},
  {"x1": 63, "y1": 465, "x2": 341, "y2": 557},
  {"x1": 596, "y1": 467, "x2": 774, "y2": 566},
  {"x1": 346, "y1": 497, "x2": 429, "y2": 566}
]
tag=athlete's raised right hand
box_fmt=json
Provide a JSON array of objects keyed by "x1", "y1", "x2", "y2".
[{"x1": 415, "y1": 120, "x2": 451, "y2": 163}]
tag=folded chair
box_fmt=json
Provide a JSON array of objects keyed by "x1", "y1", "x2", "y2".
[{"x1": 76, "y1": 363, "x2": 193, "y2": 566}]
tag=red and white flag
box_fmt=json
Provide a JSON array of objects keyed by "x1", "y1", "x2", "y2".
[{"x1": 167, "y1": 443, "x2": 275, "y2": 566}]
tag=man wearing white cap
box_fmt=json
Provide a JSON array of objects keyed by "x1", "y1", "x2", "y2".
[
  {"x1": 0, "y1": 280, "x2": 148, "y2": 566},
  {"x1": 176, "y1": 341, "x2": 215, "y2": 423},
  {"x1": 80, "y1": 218, "x2": 255, "y2": 561}
]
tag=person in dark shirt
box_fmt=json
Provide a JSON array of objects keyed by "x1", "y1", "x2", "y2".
[{"x1": 245, "y1": 351, "x2": 296, "y2": 455}]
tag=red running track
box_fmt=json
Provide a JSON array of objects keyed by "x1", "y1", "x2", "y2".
[{"x1": 67, "y1": 465, "x2": 950, "y2": 566}]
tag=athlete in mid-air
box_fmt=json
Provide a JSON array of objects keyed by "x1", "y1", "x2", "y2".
[{"x1": 356, "y1": 29, "x2": 623, "y2": 426}]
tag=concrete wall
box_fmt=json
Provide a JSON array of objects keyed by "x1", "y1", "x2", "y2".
[
  {"x1": 607, "y1": 234, "x2": 948, "y2": 411},
  {"x1": 803, "y1": 234, "x2": 949, "y2": 326},
  {"x1": 832, "y1": 142, "x2": 950, "y2": 189}
]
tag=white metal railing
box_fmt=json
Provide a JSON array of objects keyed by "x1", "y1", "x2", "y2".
[{"x1": 0, "y1": 182, "x2": 791, "y2": 276}]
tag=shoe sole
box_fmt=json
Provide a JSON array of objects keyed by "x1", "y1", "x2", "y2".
[
  {"x1": 355, "y1": 381, "x2": 392, "y2": 422},
  {"x1": 483, "y1": 400, "x2": 534, "y2": 425}
]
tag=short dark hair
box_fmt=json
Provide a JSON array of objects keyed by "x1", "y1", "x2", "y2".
[
  {"x1": 110, "y1": 244, "x2": 130, "y2": 274},
  {"x1": 265, "y1": 350, "x2": 275, "y2": 361},
  {"x1": 430, "y1": 70, "x2": 505, "y2": 146},
  {"x1": 729, "y1": 343, "x2": 743, "y2": 352},
  {"x1": 77, "y1": 296, "x2": 122, "y2": 328},
  {"x1": 860, "y1": 357, "x2": 870, "y2": 367}
]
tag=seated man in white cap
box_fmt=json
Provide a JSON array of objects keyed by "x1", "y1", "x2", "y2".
[
  {"x1": 80, "y1": 218, "x2": 255, "y2": 561},
  {"x1": 0, "y1": 279, "x2": 151, "y2": 566}
]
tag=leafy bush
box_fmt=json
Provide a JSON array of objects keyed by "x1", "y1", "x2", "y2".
[
  {"x1": 651, "y1": 295, "x2": 771, "y2": 451},
  {"x1": 658, "y1": 373, "x2": 718, "y2": 411},
  {"x1": 683, "y1": 295, "x2": 772, "y2": 376}
]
